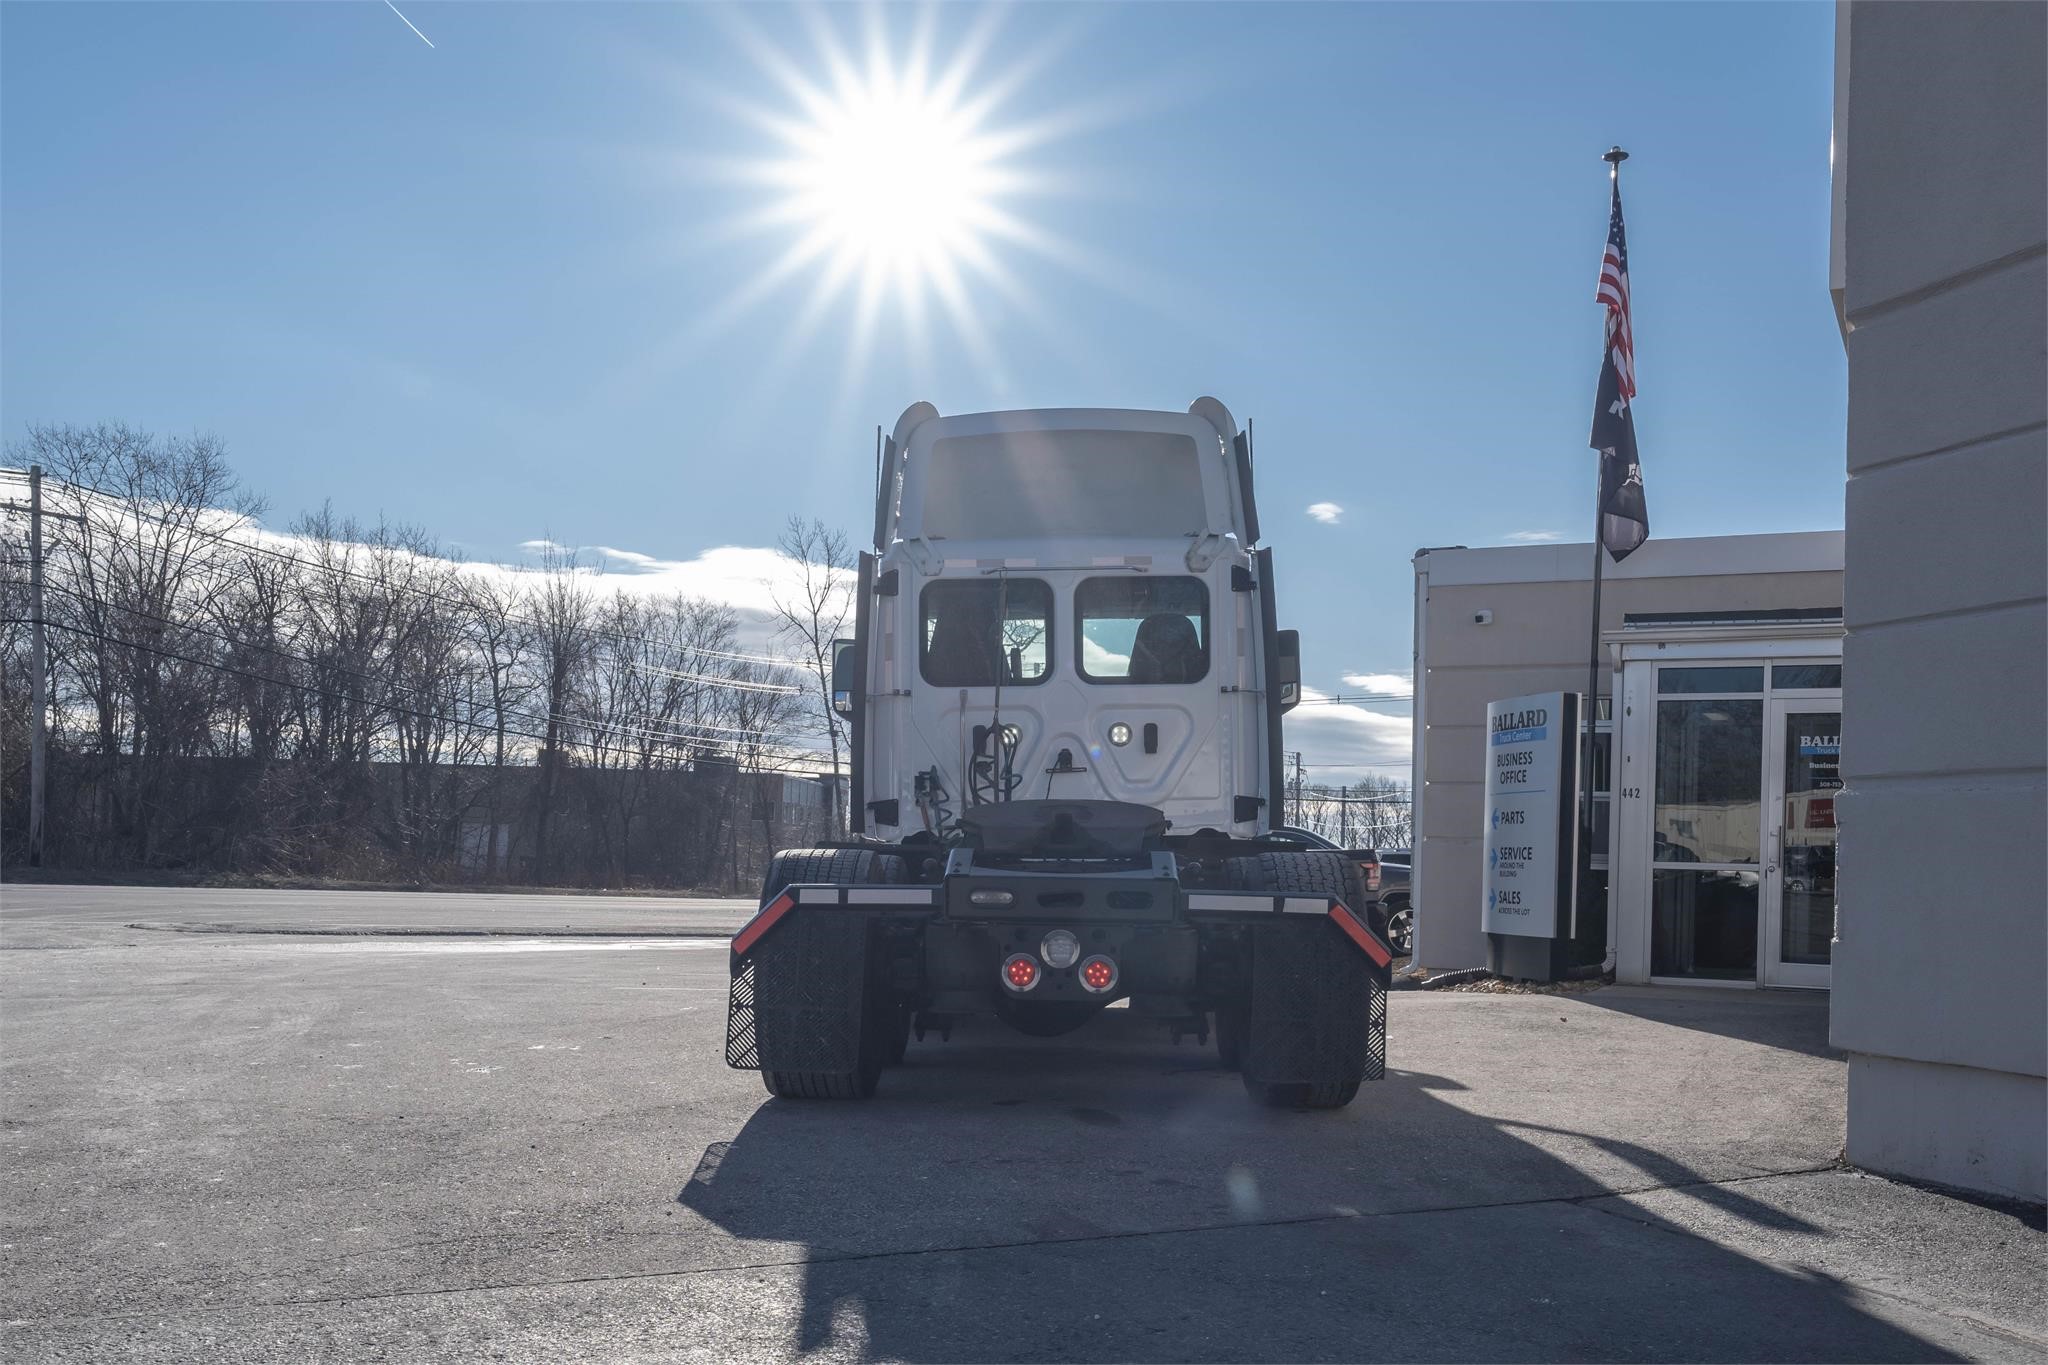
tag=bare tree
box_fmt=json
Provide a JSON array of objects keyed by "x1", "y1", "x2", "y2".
[
  {"x1": 457, "y1": 571, "x2": 532, "y2": 880},
  {"x1": 770, "y1": 517, "x2": 852, "y2": 834},
  {"x1": 524, "y1": 543, "x2": 593, "y2": 884}
]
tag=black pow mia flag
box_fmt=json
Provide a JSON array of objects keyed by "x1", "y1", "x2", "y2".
[{"x1": 1591, "y1": 181, "x2": 1649, "y2": 560}]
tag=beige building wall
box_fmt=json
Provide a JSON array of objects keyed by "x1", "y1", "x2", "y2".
[
  {"x1": 1410, "y1": 533, "x2": 1843, "y2": 972},
  {"x1": 1830, "y1": 0, "x2": 2046, "y2": 1201}
]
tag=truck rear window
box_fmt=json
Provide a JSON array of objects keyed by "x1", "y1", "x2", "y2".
[
  {"x1": 919, "y1": 578, "x2": 1052, "y2": 687},
  {"x1": 1077, "y1": 576, "x2": 1209, "y2": 684}
]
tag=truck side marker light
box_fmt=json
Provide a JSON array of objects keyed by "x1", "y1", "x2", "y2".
[
  {"x1": 731, "y1": 893, "x2": 796, "y2": 959},
  {"x1": 1003, "y1": 954, "x2": 1041, "y2": 991},
  {"x1": 1328, "y1": 902, "x2": 1393, "y2": 968},
  {"x1": 970, "y1": 888, "x2": 1016, "y2": 907}
]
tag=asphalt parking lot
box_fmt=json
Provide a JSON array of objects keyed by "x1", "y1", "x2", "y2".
[{"x1": 2, "y1": 885, "x2": 2042, "y2": 1363}]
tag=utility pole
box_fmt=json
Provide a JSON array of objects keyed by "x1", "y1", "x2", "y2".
[{"x1": 1289, "y1": 751, "x2": 1304, "y2": 827}]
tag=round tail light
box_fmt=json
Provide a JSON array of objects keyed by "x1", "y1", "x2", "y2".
[
  {"x1": 1002, "y1": 953, "x2": 1041, "y2": 992},
  {"x1": 1040, "y1": 929, "x2": 1081, "y2": 969},
  {"x1": 1078, "y1": 954, "x2": 1119, "y2": 994}
]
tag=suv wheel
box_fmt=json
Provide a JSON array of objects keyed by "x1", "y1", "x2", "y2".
[{"x1": 1383, "y1": 898, "x2": 1413, "y2": 957}]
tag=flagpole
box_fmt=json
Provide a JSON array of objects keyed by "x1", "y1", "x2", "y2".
[{"x1": 1583, "y1": 144, "x2": 1628, "y2": 945}]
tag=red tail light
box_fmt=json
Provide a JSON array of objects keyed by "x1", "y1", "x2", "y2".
[
  {"x1": 1002, "y1": 953, "x2": 1041, "y2": 992},
  {"x1": 1078, "y1": 955, "x2": 1119, "y2": 994}
]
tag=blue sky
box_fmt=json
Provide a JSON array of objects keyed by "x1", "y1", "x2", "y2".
[{"x1": 1, "y1": 2, "x2": 1846, "y2": 766}]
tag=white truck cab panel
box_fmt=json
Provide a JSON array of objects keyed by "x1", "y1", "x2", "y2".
[{"x1": 858, "y1": 402, "x2": 1283, "y2": 841}]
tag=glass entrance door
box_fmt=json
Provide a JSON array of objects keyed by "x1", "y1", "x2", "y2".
[{"x1": 1762, "y1": 697, "x2": 1841, "y2": 988}]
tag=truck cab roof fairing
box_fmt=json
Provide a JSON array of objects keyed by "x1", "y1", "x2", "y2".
[{"x1": 877, "y1": 402, "x2": 1250, "y2": 550}]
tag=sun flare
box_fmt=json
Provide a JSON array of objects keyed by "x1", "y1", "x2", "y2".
[
  {"x1": 654, "y1": 9, "x2": 1132, "y2": 403},
  {"x1": 774, "y1": 76, "x2": 999, "y2": 286}
]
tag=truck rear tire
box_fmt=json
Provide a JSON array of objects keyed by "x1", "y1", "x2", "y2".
[
  {"x1": 751, "y1": 848, "x2": 908, "y2": 1100},
  {"x1": 759, "y1": 847, "x2": 907, "y2": 904},
  {"x1": 764, "y1": 1068, "x2": 877, "y2": 1099},
  {"x1": 1220, "y1": 851, "x2": 1374, "y2": 1111},
  {"x1": 1244, "y1": 1076, "x2": 1362, "y2": 1109}
]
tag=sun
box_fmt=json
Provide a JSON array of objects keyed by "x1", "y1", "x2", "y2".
[
  {"x1": 663, "y1": 7, "x2": 1111, "y2": 396},
  {"x1": 773, "y1": 72, "x2": 1000, "y2": 289}
]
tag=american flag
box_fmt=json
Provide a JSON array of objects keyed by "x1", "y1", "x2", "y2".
[
  {"x1": 1589, "y1": 178, "x2": 1648, "y2": 560},
  {"x1": 1596, "y1": 185, "x2": 1635, "y2": 404}
]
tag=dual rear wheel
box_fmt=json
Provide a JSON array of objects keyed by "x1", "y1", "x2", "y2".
[
  {"x1": 1214, "y1": 850, "x2": 1375, "y2": 1110},
  {"x1": 755, "y1": 848, "x2": 908, "y2": 1101}
]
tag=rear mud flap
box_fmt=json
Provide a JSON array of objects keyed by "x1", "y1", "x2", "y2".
[
  {"x1": 726, "y1": 909, "x2": 872, "y2": 1074},
  {"x1": 1242, "y1": 918, "x2": 1387, "y2": 1087}
]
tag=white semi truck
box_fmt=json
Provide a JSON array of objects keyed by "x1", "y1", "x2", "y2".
[{"x1": 723, "y1": 400, "x2": 1393, "y2": 1108}]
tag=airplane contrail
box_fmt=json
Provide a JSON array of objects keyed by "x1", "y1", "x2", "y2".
[{"x1": 383, "y1": 0, "x2": 434, "y2": 48}]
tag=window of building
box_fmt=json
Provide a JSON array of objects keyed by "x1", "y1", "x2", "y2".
[
  {"x1": 1076, "y1": 576, "x2": 1209, "y2": 684},
  {"x1": 1653, "y1": 699, "x2": 1765, "y2": 866},
  {"x1": 1658, "y1": 665, "x2": 1765, "y2": 694},
  {"x1": 919, "y1": 578, "x2": 1052, "y2": 687},
  {"x1": 1771, "y1": 663, "x2": 1842, "y2": 690}
]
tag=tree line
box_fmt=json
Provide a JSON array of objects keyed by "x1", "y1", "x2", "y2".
[{"x1": 0, "y1": 424, "x2": 848, "y2": 889}]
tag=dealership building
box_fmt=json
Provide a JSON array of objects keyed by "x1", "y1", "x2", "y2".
[
  {"x1": 1408, "y1": 530, "x2": 1846, "y2": 988},
  {"x1": 1401, "y1": 0, "x2": 2043, "y2": 1204}
]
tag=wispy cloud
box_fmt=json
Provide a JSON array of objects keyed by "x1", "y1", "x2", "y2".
[
  {"x1": 1503, "y1": 529, "x2": 1562, "y2": 543},
  {"x1": 1341, "y1": 672, "x2": 1412, "y2": 695},
  {"x1": 382, "y1": 0, "x2": 435, "y2": 48},
  {"x1": 1306, "y1": 502, "x2": 1344, "y2": 525},
  {"x1": 1286, "y1": 686, "x2": 1412, "y2": 780}
]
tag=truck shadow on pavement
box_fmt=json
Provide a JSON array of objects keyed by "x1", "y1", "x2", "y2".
[{"x1": 676, "y1": 1016, "x2": 1957, "y2": 1363}]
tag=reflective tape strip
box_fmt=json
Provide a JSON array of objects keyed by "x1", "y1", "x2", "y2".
[
  {"x1": 731, "y1": 892, "x2": 795, "y2": 959},
  {"x1": 1330, "y1": 902, "x2": 1394, "y2": 968},
  {"x1": 1186, "y1": 892, "x2": 1272, "y2": 913},
  {"x1": 795, "y1": 887, "x2": 841, "y2": 904},
  {"x1": 1282, "y1": 897, "x2": 1327, "y2": 915},
  {"x1": 844, "y1": 887, "x2": 935, "y2": 906}
]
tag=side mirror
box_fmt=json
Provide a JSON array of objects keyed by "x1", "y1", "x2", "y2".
[
  {"x1": 830, "y1": 638, "x2": 859, "y2": 716},
  {"x1": 1275, "y1": 629, "x2": 1301, "y2": 712}
]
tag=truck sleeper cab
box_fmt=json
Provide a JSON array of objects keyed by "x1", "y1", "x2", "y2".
[{"x1": 723, "y1": 401, "x2": 1392, "y2": 1109}]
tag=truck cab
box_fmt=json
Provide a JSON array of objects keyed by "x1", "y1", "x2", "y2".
[{"x1": 844, "y1": 399, "x2": 1300, "y2": 840}]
